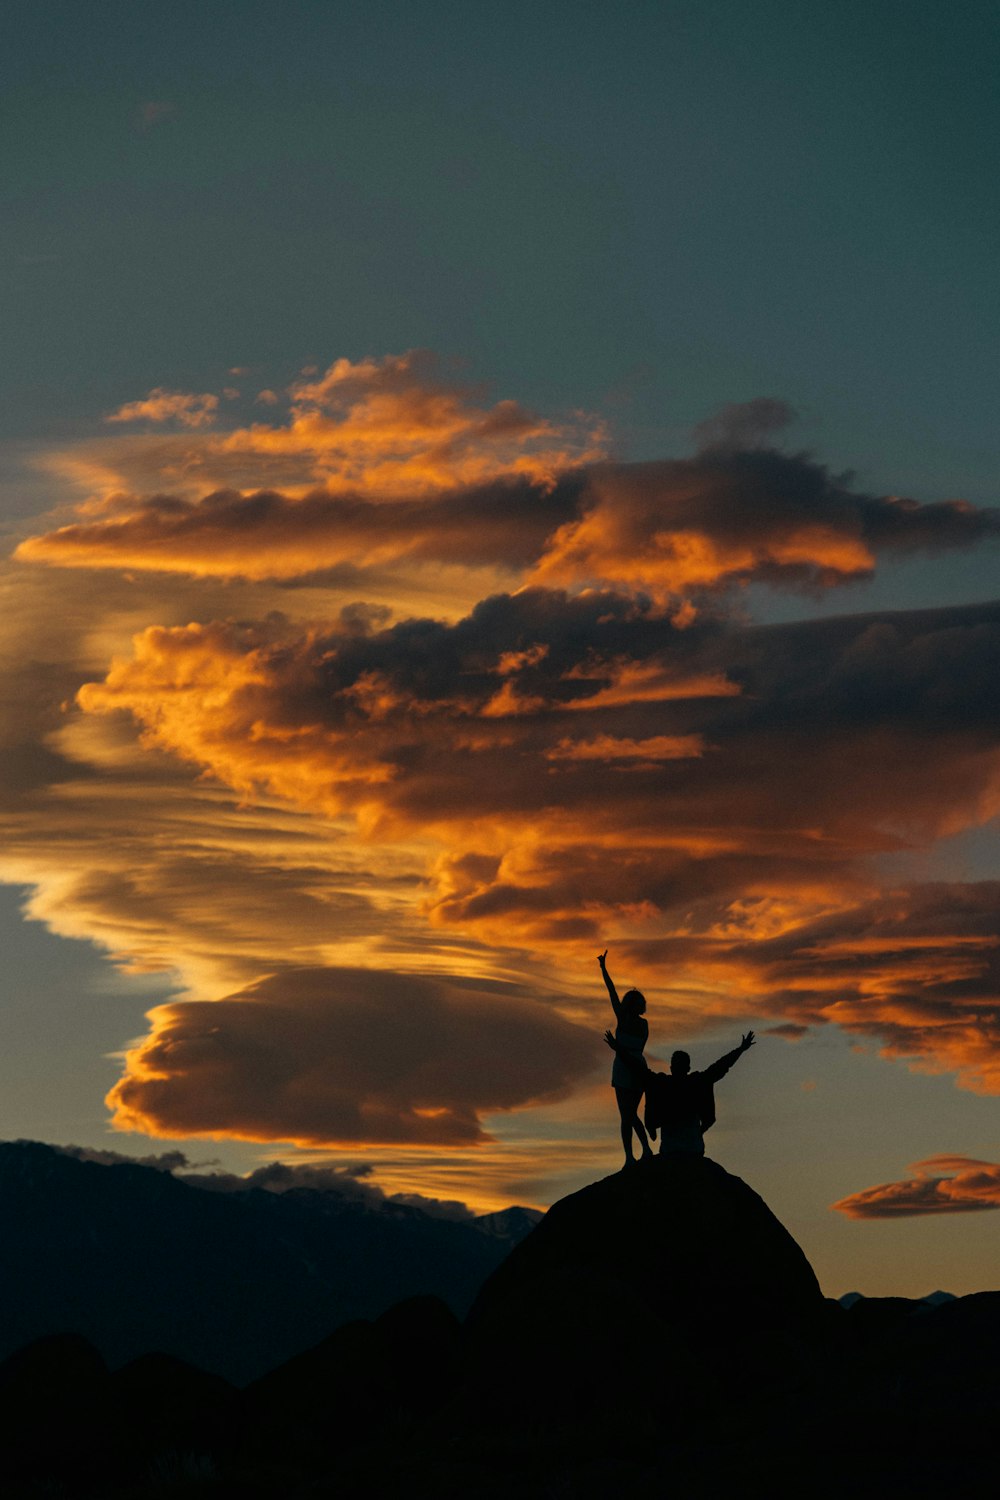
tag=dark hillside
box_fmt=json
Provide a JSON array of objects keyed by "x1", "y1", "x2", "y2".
[{"x1": 0, "y1": 1140, "x2": 535, "y2": 1382}]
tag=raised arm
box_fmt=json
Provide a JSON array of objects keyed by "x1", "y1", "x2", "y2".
[
  {"x1": 703, "y1": 1030, "x2": 755, "y2": 1084},
  {"x1": 598, "y1": 949, "x2": 621, "y2": 1019}
]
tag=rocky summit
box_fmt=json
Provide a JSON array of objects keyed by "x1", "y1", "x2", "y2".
[
  {"x1": 462, "y1": 1153, "x2": 830, "y2": 1440},
  {"x1": 471, "y1": 1153, "x2": 823, "y2": 1337}
]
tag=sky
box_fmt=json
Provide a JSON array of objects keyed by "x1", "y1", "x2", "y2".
[{"x1": 2, "y1": 0, "x2": 999, "y2": 1298}]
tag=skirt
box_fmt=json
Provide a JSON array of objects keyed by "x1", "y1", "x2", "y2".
[{"x1": 611, "y1": 1054, "x2": 644, "y2": 1090}]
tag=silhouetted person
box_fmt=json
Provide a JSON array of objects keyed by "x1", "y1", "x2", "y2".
[
  {"x1": 598, "y1": 950, "x2": 652, "y2": 1167},
  {"x1": 604, "y1": 1029, "x2": 755, "y2": 1155}
]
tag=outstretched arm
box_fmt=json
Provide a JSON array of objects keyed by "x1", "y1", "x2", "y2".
[
  {"x1": 703, "y1": 1031, "x2": 755, "y2": 1084},
  {"x1": 598, "y1": 949, "x2": 621, "y2": 1019}
]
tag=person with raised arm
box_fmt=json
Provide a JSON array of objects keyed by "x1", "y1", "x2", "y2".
[
  {"x1": 604, "y1": 1027, "x2": 756, "y2": 1156},
  {"x1": 598, "y1": 949, "x2": 653, "y2": 1168}
]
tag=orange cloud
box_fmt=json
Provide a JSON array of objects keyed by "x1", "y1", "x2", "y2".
[
  {"x1": 562, "y1": 657, "x2": 740, "y2": 709},
  {"x1": 16, "y1": 480, "x2": 579, "y2": 583},
  {"x1": 4, "y1": 357, "x2": 1000, "y2": 1159},
  {"x1": 533, "y1": 480, "x2": 873, "y2": 594},
  {"x1": 528, "y1": 453, "x2": 995, "y2": 601},
  {"x1": 831, "y1": 1155, "x2": 1000, "y2": 1218},
  {"x1": 238, "y1": 349, "x2": 607, "y2": 493},
  {"x1": 0, "y1": 560, "x2": 495, "y2": 1009},
  {"x1": 25, "y1": 351, "x2": 605, "y2": 519},
  {"x1": 626, "y1": 881, "x2": 1000, "y2": 1092},
  {"x1": 67, "y1": 582, "x2": 1000, "y2": 1095},
  {"x1": 16, "y1": 364, "x2": 995, "y2": 599},
  {"x1": 106, "y1": 388, "x2": 219, "y2": 428},
  {"x1": 75, "y1": 591, "x2": 1000, "y2": 856},
  {"x1": 543, "y1": 733, "x2": 704, "y2": 762}
]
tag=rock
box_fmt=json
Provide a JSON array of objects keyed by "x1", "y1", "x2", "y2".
[
  {"x1": 464, "y1": 1155, "x2": 824, "y2": 1427},
  {"x1": 470, "y1": 1154, "x2": 823, "y2": 1334}
]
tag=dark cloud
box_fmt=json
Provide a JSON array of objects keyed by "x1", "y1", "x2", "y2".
[
  {"x1": 532, "y1": 453, "x2": 999, "y2": 598},
  {"x1": 52, "y1": 1143, "x2": 197, "y2": 1172},
  {"x1": 79, "y1": 593, "x2": 1000, "y2": 854},
  {"x1": 16, "y1": 476, "x2": 586, "y2": 582},
  {"x1": 181, "y1": 1159, "x2": 482, "y2": 1221},
  {"x1": 47, "y1": 1144, "x2": 502, "y2": 1223},
  {"x1": 692, "y1": 397, "x2": 798, "y2": 455},
  {"x1": 19, "y1": 446, "x2": 997, "y2": 601},
  {"x1": 107, "y1": 967, "x2": 597, "y2": 1146},
  {"x1": 181, "y1": 1160, "x2": 377, "y2": 1194}
]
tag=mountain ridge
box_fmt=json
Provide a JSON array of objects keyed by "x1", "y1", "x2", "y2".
[{"x1": 0, "y1": 1138, "x2": 538, "y2": 1382}]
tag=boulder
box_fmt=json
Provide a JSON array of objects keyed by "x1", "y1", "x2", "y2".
[
  {"x1": 463, "y1": 1155, "x2": 825, "y2": 1427},
  {"x1": 470, "y1": 1154, "x2": 823, "y2": 1336}
]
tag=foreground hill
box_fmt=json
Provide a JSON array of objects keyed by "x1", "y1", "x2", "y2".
[
  {"x1": 0, "y1": 1148, "x2": 996, "y2": 1496},
  {"x1": 0, "y1": 1140, "x2": 536, "y2": 1382},
  {"x1": 471, "y1": 1153, "x2": 823, "y2": 1332}
]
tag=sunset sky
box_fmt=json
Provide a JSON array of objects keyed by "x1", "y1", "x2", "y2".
[{"x1": 3, "y1": 0, "x2": 999, "y2": 1297}]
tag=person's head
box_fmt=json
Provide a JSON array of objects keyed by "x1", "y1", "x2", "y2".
[
  {"x1": 670, "y1": 1049, "x2": 691, "y2": 1075},
  {"x1": 621, "y1": 988, "x2": 646, "y2": 1017}
]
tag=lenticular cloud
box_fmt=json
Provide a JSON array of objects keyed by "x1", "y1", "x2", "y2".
[{"x1": 832, "y1": 1156, "x2": 1000, "y2": 1218}]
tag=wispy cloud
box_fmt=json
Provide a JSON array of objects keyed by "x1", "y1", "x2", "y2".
[
  {"x1": 20, "y1": 405, "x2": 994, "y2": 595},
  {"x1": 106, "y1": 388, "x2": 219, "y2": 429}
]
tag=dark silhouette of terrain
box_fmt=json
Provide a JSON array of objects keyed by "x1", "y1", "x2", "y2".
[
  {"x1": 0, "y1": 1140, "x2": 537, "y2": 1382},
  {"x1": 0, "y1": 1144, "x2": 996, "y2": 1497},
  {"x1": 470, "y1": 1153, "x2": 822, "y2": 1340}
]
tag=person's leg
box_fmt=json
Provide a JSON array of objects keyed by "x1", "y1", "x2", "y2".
[
  {"x1": 632, "y1": 1110, "x2": 652, "y2": 1159},
  {"x1": 614, "y1": 1087, "x2": 635, "y2": 1162},
  {"x1": 615, "y1": 1088, "x2": 651, "y2": 1163}
]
